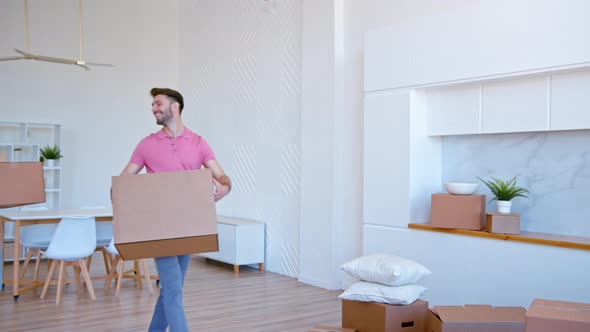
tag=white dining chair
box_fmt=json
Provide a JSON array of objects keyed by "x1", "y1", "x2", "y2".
[
  {"x1": 19, "y1": 206, "x2": 55, "y2": 281},
  {"x1": 40, "y1": 216, "x2": 97, "y2": 305},
  {"x1": 80, "y1": 205, "x2": 113, "y2": 275},
  {"x1": 104, "y1": 239, "x2": 153, "y2": 297}
]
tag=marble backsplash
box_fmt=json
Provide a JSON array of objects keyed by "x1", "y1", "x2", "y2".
[{"x1": 442, "y1": 130, "x2": 590, "y2": 237}]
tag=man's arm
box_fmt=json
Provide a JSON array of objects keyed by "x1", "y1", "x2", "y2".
[
  {"x1": 120, "y1": 162, "x2": 143, "y2": 175},
  {"x1": 204, "y1": 159, "x2": 231, "y2": 201}
]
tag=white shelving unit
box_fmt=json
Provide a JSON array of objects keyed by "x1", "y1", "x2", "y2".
[
  {"x1": 0, "y1": 121, "x2": 62, "y2": 262},
  {"x1": 201, "y1": 216, "x2": 265, "y2": 274}
]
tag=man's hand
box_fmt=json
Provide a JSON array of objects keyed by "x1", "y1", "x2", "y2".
[{"x1": 213, "y1": 178, "x2": 230, "y2": 201}]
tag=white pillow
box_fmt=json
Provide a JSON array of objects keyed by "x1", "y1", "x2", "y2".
[
  {"x1": 338, "y1": 281, "x2": 426, "y2": 305},
  {"x1": 340, "y1": 253, "x2": 431, "y2": 286}
]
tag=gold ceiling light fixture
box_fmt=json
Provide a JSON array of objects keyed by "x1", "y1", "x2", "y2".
[{"x1": 0, "y1": 0, "x2": 114, "y2": 70}]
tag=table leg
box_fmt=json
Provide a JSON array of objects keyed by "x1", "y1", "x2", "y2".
[
  {"x1": 0, "y1": 218, "x2": 4, "y2": 290},
  {"x1": 13, "y1": 220, "x2": 20, "y2": 299}
]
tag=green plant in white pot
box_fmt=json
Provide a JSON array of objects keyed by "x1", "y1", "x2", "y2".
[
  {"x1": 477, "y1": 176, "x2": 529, "y2": 213},
  {"x1": 39, "y1": 145, "x2": 63, "y2": 166}
]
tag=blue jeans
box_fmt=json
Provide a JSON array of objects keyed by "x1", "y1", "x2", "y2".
[{"x1": 148, "y1": 255, "x2": 191, "y2": 332}]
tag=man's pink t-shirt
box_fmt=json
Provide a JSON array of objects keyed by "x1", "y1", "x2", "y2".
[{"x1": 130, "y1": 128, "x2": 215, "y2": 173}]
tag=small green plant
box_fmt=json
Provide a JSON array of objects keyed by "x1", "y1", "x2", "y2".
[
  {"x1": 39, "y1": 145, "x2": 63, "y2": 161},
  {"x1": 477, "y1": 176, "x2": 529, "y2": 203}
]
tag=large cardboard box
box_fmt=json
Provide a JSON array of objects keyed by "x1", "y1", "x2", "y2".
[
  {"x1": 426, "y1": 305, "x2": 525, "y2": 332},
  {"x1": 0, "y1": 162, "x2": 45, "y2": 208},
  {"x1": 526, "y1": 298, "x2": 590, "y2": 332},
  {"x1": 308, "y1": 326, "x2": 357, "y2": 332},
  {"x1": 342, "y1": 299, "x2": 428, "y2": 332},
  {"x1": 112, "y1": 169, "x2": 218, "y2": 260},
  {"x1": 430, "y1": 194, "x2": 486, "y2": 230},
  {"x1": 485, "y1": 212, "x2": 520, "y2": 234}
]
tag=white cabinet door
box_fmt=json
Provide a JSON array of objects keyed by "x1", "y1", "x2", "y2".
[
  {"x1": 363, "y1": 92, "x2": 410, "y2": 227},
  {"x1": 201, "y1": 217, "x2": 265, "y2": 267},
  {"x1": 426, "y1": 84, "x2": 480, "y2": 135},
  {"x1": 550, "y1": 70, "x2": 590, "y2": 130},
  {"x1": 482, "y1": 76, "x2": 548, "y2": 133},
  {"x1": 364, "y1": 24, "x2": 409, "y2": 92},
  {"x1": 366, "y1": 1, "x2": 590, "y2": 90}
]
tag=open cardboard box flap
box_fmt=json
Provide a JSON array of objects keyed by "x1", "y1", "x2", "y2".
[
  {"x1": 434, "y1": 305, "x2": 526, "y2": 323},
  {"x1": 528, "y1": 299, "x2": 590, "y2": 323}
]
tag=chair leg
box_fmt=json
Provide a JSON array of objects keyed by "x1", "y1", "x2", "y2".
[
  {"x1": 86, "y1": 254, "x2": 93, "y2": 272},
  {"x1": 33, "y1": 250, "x2": 43, "y2": 281},
  {"x1": 78, "y1": 258, "x2": 96, "y2": 300},
  {"x1": 134, "y1": 260, "x2": 143, "y2": 288},
  {"x1": 140, "y1": 259, "x2": 153, "y2": 294},
  {"x1": 104, "y1": 255, "x2": 120, "y2": 292},
  {"x1": 100, "y1": 248, "x2": 111, "y2": 275},
  {"x1": 56, "y1": 261, "x2": 66, "y2": 305},
  {"x1": 115, "y1": 260, "x2": 124, "y2": 298},
  {"x1": 74, "y1": 265, "x2": 82, "y2": 295},
  {"x1": 20, "y1": 249, "x2": 35, "y2": 280},
  {"x1": 41, "y1": 260, "x2": 58, "y2": 299}
]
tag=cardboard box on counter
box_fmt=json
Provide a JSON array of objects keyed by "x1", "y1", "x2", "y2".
[
  {"x1": 0, "y1": 162, "x2": 45, "y2": 208},
  {"x1": 430, "y1": 194, "x2": 486, "y2": 230},
  {"x1": 426, "y1": 304, "x2": 525, "y2": 332},
  {"x1": 526, "y1": 298, "x2": 590, "y2": 332},
  {"x1": 112, "y1": 169, "x2": 218, "y2": 260},
  {"x1": 308, "y1": 326, "x2": 357, "y2": 332},
  {"x1": 485, "y1": 212, "x2": 520, "y2": 234},
  {"x1": 342, "y1": 299, "x2": 428, "y2": 332}
]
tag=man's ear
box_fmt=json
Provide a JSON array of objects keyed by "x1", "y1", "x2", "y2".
[{"x1": 172, "y1": 101, "x2": 180, "y2": 114}]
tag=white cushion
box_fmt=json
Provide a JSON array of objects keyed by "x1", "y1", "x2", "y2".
[
  {"x1": 340, "y1": 253, "x2": 431, "y2": 286},
  {"x1": 338, "y1": 281, "x2": 426, "y2": 305}
]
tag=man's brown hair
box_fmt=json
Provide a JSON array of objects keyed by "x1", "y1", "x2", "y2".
[{"x1": 150, "y1": 88, "x2": 184, "y2": 114}]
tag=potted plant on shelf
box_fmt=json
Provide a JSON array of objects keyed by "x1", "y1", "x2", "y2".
[
  {"x1": 477, "y1": 176, "x2": 529, "y2": 213},
  {"x1": 39, "y1": 145, "x2": 63, "y2": 167}
]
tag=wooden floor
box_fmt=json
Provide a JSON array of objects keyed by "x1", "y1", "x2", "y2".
[{"x1": 0, "y1": 255, "x2": 342, "y2": 331}]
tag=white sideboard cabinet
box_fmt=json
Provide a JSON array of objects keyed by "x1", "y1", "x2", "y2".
[{"x1": 201, "y1": 216, "x2": 265, "y2": 274}]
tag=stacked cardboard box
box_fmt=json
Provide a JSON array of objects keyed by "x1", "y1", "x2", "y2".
[{"x1": 342, "y1": 299, "x2": 428, "y2": 332}]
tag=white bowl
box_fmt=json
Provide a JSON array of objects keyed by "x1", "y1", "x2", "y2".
[{"x1": 443, "y1": 182, "x2": 479, "y2": 195}]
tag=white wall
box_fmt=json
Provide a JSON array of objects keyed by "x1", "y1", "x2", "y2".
[
  {"x1": 0, "y1": 0, "x2": 179, "y2": 209},
  {"x1": 178, "y1": 0, "x2": 302, "y2": 277}
]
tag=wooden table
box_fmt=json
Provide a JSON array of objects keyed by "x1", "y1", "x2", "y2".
[{"x1": 0, "y1": 208, "x2": 112, "y2": 301}]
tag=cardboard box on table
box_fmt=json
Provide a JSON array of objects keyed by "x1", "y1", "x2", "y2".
[
  {"x1": 526, "y1": 298, "x2": 590, "y2": 332},
  {"x1": 485, "y1": 212, "x2": 520, "y2": 234},
  {"x1": 426, "y1": 304, "x2": 525, "y2": 332},
  {"x1": 430, "y1": 194, "x2": 486, "y2": 230},
  {"x1": 342, "y1": 299, "x2": 428, "y2": 332},
  {"x1": 112, "y1": 169, "x2": 218, "y2": 260},
  {"x1": 0, "y1": 162, "x2": 45, "y2": 208}
]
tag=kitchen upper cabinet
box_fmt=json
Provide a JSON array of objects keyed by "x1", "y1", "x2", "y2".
[
  {"x1": 550, "y1": 69, "x2": 590, "y2": 131},
  {"x1": 426, "y1": 84, "x2": 480, "y2": 136},
  {"x1": 364, "y1": 0, "x2": 590, "y2": 91},
  {"x1": 481, "y1": 76, "x2": 548, "y2": 133}
]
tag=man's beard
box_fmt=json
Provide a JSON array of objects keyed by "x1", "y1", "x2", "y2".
[{"x1": 156, "y1": 107, "x2": 173, "y2": 125}]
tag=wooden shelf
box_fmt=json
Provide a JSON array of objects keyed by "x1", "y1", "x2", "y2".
[{"x1": 408, "y1": 223, "x2": 590, "y2": 251}]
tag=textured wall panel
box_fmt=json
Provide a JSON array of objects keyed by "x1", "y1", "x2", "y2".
[{"x1": 179, "y1": 0, "x2": 302, "y2": 277}]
